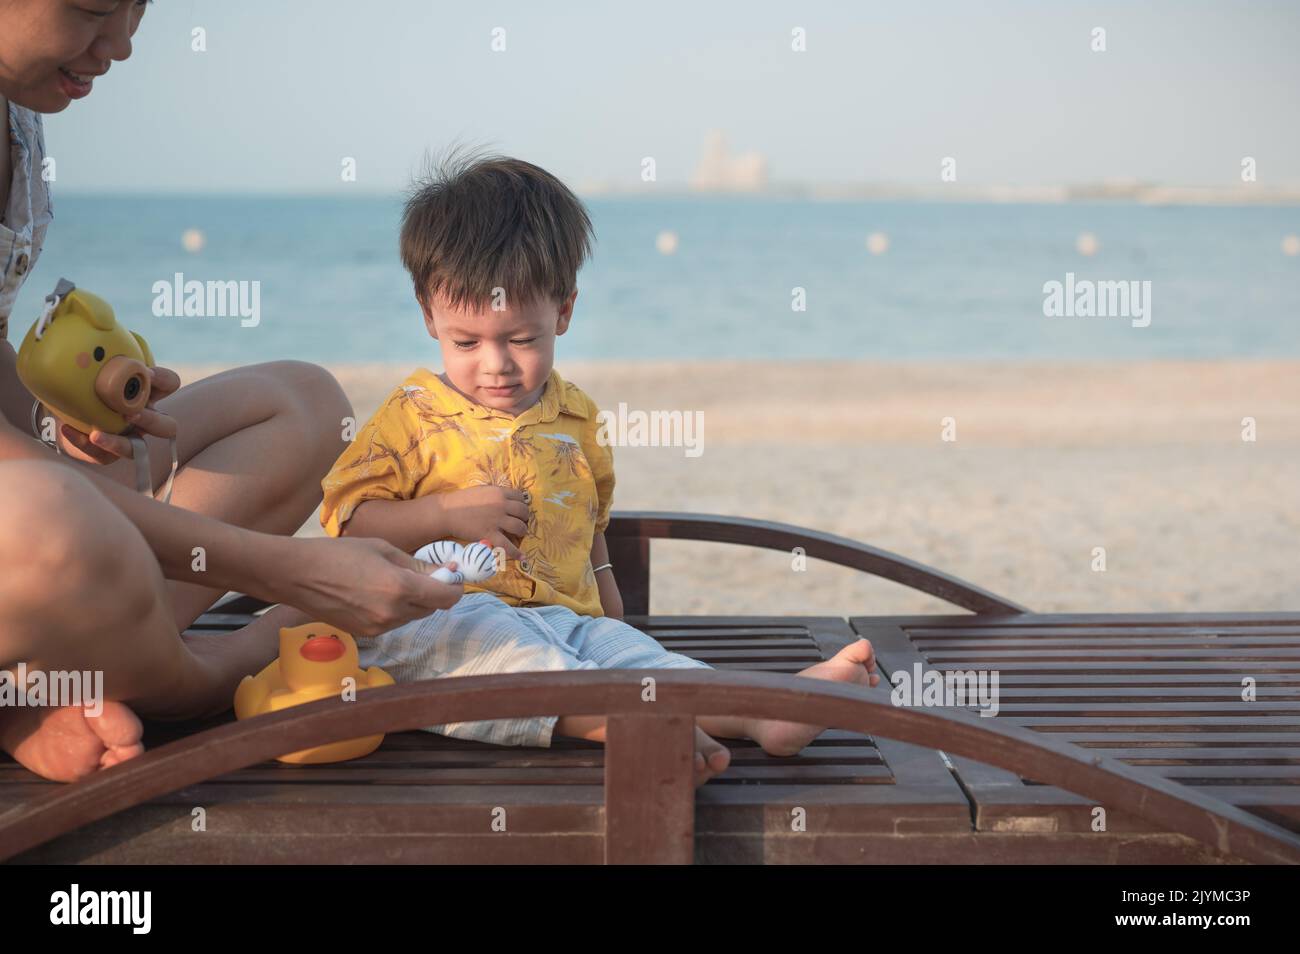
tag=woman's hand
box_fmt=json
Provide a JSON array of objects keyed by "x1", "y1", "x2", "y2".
[
  {"x1": 57, "y1": 366, "x2": 181, "y2": 464},
  {"x1": 271, "y1": 535, "x2": 466, "y2": 637}
]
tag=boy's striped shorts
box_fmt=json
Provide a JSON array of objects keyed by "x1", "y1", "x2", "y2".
[{"x1": 357, "y1": 591, "x2": 711, "y2": 747}]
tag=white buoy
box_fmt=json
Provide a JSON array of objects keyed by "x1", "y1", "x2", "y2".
[
  {"x1": 1282, "y1": 234, "x2": 1300, "y2": 257},
  {"x1": 1076, "y1": 232, "x2": 1099, "y2": 256},
  {"x1": 865, "y1": 232, "x2": 889, "y2": 255},
  {"x1": 655, "y1": 230, "x2": 679, "y2": 255},
  {"x1": 181, "y1": 228, "x2": 206, "y2": 253}
]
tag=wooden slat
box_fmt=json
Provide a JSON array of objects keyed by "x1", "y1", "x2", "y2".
[
  {"x1": 911, "y1": 627, "x2": 1300, "y2": 639},
  {"x1": 1137, "y1": 767, "x2": 1300, "y2": 781},
  {"x1": 1009, "y1": 738, "x2": 1300, "y2": 750},
  {"x1": 981, "y1": 674, "x2": 1300, "y2": 685},
  {"x1": 1068, "y1": 747, "x2": 1300, "y2": 759},
  {"x1": 1000, "y1": 718, "x2": 1300, "y2": 728},
  {"x1": 854, "y1": 614, "x2": 1300, "y2": 838},
  {"x1": 978, "y1": 704, "x2": 1300, "y2": 715},
  {"x1": 876, "y1": 612, "x2": 1300, "y2": 629},
  {"x1": 965, "y1": 689, "x2": 1300, "y2": 700},
  {"x1": 927, "y1": 665, "x2": 1300, "y2": 676},
  {"x1": 927, "y1": 648, "x2": 1300, "y2": 658},
  {"x1": 653, "y1": 639, "x2": 818, "y2": 650}
]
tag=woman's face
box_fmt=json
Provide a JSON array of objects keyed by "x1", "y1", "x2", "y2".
[{"x1": 0, "y1": 0, "x2": 148, "y2": 112}]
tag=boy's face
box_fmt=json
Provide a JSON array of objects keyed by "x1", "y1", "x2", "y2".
[{"x1": 420, "y1": 290, "x2": 575, "y2": 417}]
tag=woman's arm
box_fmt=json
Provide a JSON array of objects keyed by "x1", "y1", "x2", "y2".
[
  {"x1": 0, "y1": 413, "x2": 275, "y2": 590},
  {"x1": 591, "y1": 531, "x2": 624, "y2": 619},
  {"x1": 0, "y1": 411, "x2": 463, "y2": 636}
]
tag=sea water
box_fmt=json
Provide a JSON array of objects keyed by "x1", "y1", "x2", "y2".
[{"x1": 14, "y1": 194, "x2": 1299, "y2": 365}]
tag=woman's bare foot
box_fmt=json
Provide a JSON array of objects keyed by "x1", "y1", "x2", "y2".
[
  {"x1": 748, "y1": 638, "x2": 881, "y2": 757},
  {"x1": 135, "y1": 606, "x2": 310, "y2": 722},
  {"x1": 174, "y1": 622, "x2": 289, "y2": 720},
  {"x1": 693, "y1": 725, "x2": 730, "y2": 786},
  {"x1": 0, "y1": 701, "x2": 144, "y2": 782}
]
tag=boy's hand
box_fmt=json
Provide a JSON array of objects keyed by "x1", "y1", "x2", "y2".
[{"x1": 438, "y1": 486, "x2": 529, "y2": 562}]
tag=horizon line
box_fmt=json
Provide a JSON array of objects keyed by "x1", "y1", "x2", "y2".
[{"x1": 46, "y1": 186, "x2": 1300, "y2": 208}]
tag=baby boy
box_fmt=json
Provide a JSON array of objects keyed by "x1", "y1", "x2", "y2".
[{"x1": 319, "y1": 151, "x2": 880, "y2": 784}]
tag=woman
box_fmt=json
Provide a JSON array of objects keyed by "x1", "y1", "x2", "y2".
[{"x1": 0, "y1": 0, "x2": 463, "y2": 781}]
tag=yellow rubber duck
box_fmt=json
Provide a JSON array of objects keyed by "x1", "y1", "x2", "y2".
[{"x1": 234, "y1": 622, "x2": 394, "y2": 764}]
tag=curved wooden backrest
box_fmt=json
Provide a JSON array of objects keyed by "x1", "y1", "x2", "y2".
[
  {"x1": 606, "y1": 512, "x2": 1028, "y2": 615},
  {"x1": 2, "y1": 670, "x2": 1296, "y2": 864}
]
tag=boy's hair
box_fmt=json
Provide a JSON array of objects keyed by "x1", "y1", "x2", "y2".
[{"x1": 400, "y1": 148, "x2": 594, "y2": 313}]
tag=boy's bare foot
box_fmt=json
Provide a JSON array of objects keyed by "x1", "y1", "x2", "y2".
[
  {"x1": 693, "y1": 726, "x2": 730, "y2": 786},
  {"x1": 0, "y1": 702, "x2": 144, "y2": 782},
  {"x1": 559, "y1": 714, "x2": 730, "y2": 785},
  {"x1": 748, "y1": 638, "x2": 881, "y2": 758}
]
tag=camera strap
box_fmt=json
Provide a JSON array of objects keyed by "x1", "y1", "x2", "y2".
[
  {"x1": 32, "y1": 400, "x2": 177, "y2": 504},
  {"x1": 126, "y1": 435, "x2": 178, "y2": 505},
  {"x1": 35, "y1": 278, "x2": 76, "y2": 340}
]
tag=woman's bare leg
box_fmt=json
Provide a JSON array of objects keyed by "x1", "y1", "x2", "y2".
[
  {"x1": 0, "y1": 461, "x2": 240, "y2": 780},
  {"x1": 93, "y1": 360, "x2": 352, "y2": 629}
]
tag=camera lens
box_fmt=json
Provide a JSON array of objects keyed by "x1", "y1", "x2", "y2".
[{"x1": 124, "y1": 377, "x2": 141, "y2": 401}]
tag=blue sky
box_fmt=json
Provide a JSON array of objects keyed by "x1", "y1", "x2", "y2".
[{"x1": 43, "y1": 0, "x2": 1300, "y2": 193}]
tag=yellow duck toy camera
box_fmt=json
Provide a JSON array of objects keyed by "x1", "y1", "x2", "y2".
[
  {"x1": 16, "y1": 278, "x2": 156, "y2": 436},
  {"x1": 17, "y1": 278, "x2": 177, "y2": 502}
]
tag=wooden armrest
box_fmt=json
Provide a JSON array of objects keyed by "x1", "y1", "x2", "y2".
[{"x1": 605, "y1": 511, "x2": 1027, "y2": 615}]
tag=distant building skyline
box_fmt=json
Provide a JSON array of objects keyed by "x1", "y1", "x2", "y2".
[
  {"x1": 578, "y1": 131, "x2": 1300, "y2": 204},
  {"x1": 690, "y1": 131, "x2": 769, "y2": 193}
]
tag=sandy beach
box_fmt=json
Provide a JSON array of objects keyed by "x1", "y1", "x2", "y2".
[{"x1": 179, "y1": 359, "x2": 1299, "y2": 616}]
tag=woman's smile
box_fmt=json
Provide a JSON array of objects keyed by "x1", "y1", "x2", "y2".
[{"x1": 57, "y1": 65, "x2": 99, "y2": 99}]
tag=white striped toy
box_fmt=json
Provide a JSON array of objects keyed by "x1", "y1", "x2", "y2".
[{"x1": 414, "y1": 538, "x2": 500, "y2": 584}]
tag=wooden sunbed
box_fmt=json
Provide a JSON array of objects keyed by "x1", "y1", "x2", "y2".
[{"x1": 1, "y1": 512, "x2": 1298, "y2": 864}]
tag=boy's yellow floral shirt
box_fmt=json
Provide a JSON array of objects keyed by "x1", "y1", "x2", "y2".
[{"x1": 320, "y1": 367, "x2": 615, "y2": 617}]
